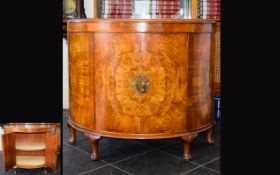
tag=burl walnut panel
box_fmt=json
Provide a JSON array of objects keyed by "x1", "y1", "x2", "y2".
[
  {"x1": 140, "y1": 34, "x2": 189, "y2": 134},
  {"x1": 94, "y1": 33, "x2": 141, "y2": 134},
  {"x1": 67, "y1": 19, "x2": 216, "y2": 160},
  {"x1": 93, "y1": 33, "x2": 189, "y2": 134}
]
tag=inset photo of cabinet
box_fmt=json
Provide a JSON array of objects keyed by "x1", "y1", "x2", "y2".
[{"x1": 0, "y1": 123, "x2": 61, "y2": 175}]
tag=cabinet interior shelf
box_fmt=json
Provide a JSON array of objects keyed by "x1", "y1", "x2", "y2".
[
  {"x1": 16, "y1": 142, "x2": 46, "y2": 151},
  {"x1": 16, "y1": 156, "x2": 45, "y2": 167}
]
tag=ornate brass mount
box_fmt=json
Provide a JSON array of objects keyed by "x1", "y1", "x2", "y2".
[{"x1": 131, "y1": 74, "x2": 150, "y2": 94}]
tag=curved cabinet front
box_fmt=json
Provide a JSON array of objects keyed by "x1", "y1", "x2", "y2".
[{"x1": 67, "y1": 19, "x2": 216, "y2": 160}]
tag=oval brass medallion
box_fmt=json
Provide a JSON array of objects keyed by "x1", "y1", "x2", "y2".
[{"x1": 131, "y1": 74, "x2": 151, "y2": 94}]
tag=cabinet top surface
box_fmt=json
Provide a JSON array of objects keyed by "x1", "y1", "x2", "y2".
[
  {"x1": 3, "y1": 123, "x2": 59, "y2": 133},
  {"x1": 68, "y1": 18, "x2": 216, "y2": 24},
  {"x1": 4, "y1": 123, "x2": 57, "y2": 127},
  {"x1": 67, "y1": 18, "x2": 215, "y2": 33}
]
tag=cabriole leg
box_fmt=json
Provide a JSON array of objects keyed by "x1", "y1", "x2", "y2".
[
  {"x1": 84, "y1": 132, "x2": 101, "y2": 160},
  {"x1": 207, "y1": 125, "x2": 215, "y2": 144},
  {"x1": 67, "y1": 122, "x2": 76, "y2": 144},
  {"x1": 181, "y1": 134, "x2": 198, "y2": 161}
]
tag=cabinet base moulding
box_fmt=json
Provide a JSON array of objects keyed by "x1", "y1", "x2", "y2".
[{"x1": 68, "y1": 120, "x2": 215, "y2": 161}]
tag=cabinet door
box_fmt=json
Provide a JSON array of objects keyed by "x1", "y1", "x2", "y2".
[
  {"x1": 1, "y1": 133, "x2": 16, "y2": 172},
  {"x1": 94, "y1": 33, "x2": 142, "y2": 134},
  {"x1": 94, "y1": 33, "x2": 189, "y2": 135},
  {"x1": 45, "y1": 133, "x2": 58, "y2": 173},
  {"x1": 139, "y1": 34, "x2": 189, "y2": 134}
]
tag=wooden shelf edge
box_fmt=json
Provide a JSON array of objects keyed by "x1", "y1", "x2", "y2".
[
  {"x1": 16, "y1": 156, "x2": 45, "y2": 168},
  {"x1": 16, "y1": 142, "x2": 46, "y2": 151}
]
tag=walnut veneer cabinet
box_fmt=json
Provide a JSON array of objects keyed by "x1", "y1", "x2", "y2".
[
  {"x1": 1, "y1": 123, "x2": 59, "y2": 174},
  {"x1": 67, "y1": 19, "x2": 216, "y2": 161}
]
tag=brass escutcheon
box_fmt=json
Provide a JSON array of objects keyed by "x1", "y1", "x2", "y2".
[{"x1": 131, "y1": 74, "x2": 150, "y2": 94}]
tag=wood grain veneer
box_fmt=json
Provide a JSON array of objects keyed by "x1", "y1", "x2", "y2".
[{"x1": 67, "y1": 19, "x2": 216, "y2": 160}]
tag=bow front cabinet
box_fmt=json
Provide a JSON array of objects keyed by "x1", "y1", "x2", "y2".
[{"x1": 67, "y1": 19, "x2": 216, "y2": 160}]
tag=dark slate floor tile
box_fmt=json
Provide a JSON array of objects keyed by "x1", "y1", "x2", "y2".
[
  {"x1": 78, "y1": 137, "x2": 150, "y2": 163},
  {"x1": 133, "y1": 138, "x2": 181, "y2": 148},
  {"x1": 62, "y1": 124, "x2": 68, "y2": 135},
  {"x1": 63, "y1": 110, "x2": 68, "y2": 116},
  {"x1": 214, "y1": 129, "x2": 221, "y2": 145},
  {"x1": 63, "y1": 109, "x2": 69, "y2": 118},
  {"x1": 62, "y1": 115, "x2": 68, "y2": 129},
  {"x1": 5, "y1": 168, "x2": 28, "y2": 175},
  {"x1": 197, "y1": 128, "x2": 221, "y2": 146},
  {"x1": 160, "y1": 139, "x2": 220, "y2": 165},
  {"x1": 82, "y1": 165, "x2": 131, "y2": 175},
  {"x1": 55, "y1": 155, "x2": 61, "y2": 175},
  {"x1": 63, "y1": 143, "x2": 75, "y2": 153},
  {"x1": 21, "y1": 167, "x2": 53, "y2": 175},
  {"x1": 204, "y1": 158, "x2": 220, "y2": 172},
  {"x1": 183, "y1": 167, "x2": 219, "y2": 175},
  {"x1": 53, "y1": 169, "x2": 61, "y2": 175},
  {"x1": 114, "y1": 150, "x2": 198, "y2": 175},
  {"x1": 0, "y1": 151, "x2": 3, "y2": 169},
  {"x1": 63, "y1": 148, "x2": 106, "y2": 175},
  {"x1": 2, "y1": 168, "x2": 53, "y2": 175},
  {"x1": 215, "y1": 121, "x2": 221, "y2": 129},
  {"x1": 0, "y1": 157, "x2": 4, "y2": 175}
]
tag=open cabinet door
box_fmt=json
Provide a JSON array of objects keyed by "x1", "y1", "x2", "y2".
[
  {"x1": 45, "y1": 133, "x2": 58, "y2": 173},
  {"x1": 1, "y1": 133, "x2": 16, "y2": 173}
]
